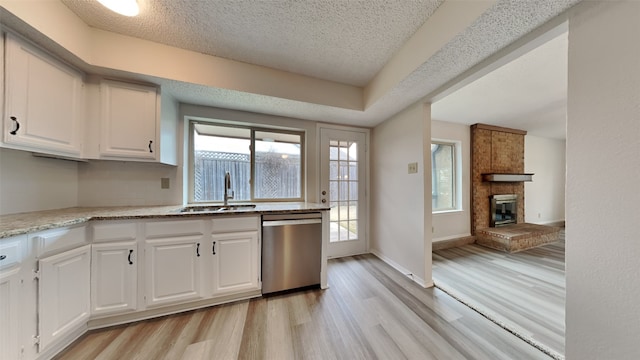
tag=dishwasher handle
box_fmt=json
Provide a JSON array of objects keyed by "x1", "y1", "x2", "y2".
[{"x1": 262, "y1": 219, "x2": 322, "y2": 227}]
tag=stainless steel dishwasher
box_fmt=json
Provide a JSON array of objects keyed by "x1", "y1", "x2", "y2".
[{"x1": 261, "y1": 212, "x2": 322, "y2": 294}]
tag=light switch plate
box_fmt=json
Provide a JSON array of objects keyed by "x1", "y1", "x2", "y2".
[
  {"x1": 408, "y1": 162, "x2": 418, "y2": 174},
  {"x1": 161, "y1": 178, "x2": 170, "y2": 189}
]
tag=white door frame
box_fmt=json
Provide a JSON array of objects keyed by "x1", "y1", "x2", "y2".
[{"x1": 317, "y1": 124, "x2": 370, "y2": 258}]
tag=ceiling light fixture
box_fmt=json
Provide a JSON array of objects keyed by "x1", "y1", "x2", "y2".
[{"x1": 97, "y1": 0, "x2": 139, "y2": 17}]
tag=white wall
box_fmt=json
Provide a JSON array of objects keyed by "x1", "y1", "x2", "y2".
[
  {"x1": 77, "y1": 161, "x2": 181, "y2": 207},
  {"x1": 370, "y1": 102, "x2": 432, "y2": 286},
  {"x1": 566, "y1": 1, "x2": 640, "y2": 359},
  {"x1": 0, "y1": 148, "x2": 78, "y2": 215},
  {"x1": 430, "y1": 120, "x2": 471, "y2": 242},
  {"x1": 524, "y1": 135, "x2": 565, "y2": 225}
]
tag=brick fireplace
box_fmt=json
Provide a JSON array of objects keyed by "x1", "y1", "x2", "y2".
[
  {"x1": 470, "y1": 124, "x2": 560, "y2": 252},
  {"x1": 471, "y1": 124, "x2": 526, "y2": 234}
]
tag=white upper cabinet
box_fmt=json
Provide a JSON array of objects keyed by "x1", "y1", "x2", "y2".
[
  {"x1": 98, "y1": 79, "x2": 158, "y2": 160},
  {"x1": 3, "y1": 33, "x2": 84, "y2": 157}
]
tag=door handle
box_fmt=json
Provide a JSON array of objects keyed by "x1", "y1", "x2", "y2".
[{"x1": 9, "y1": 116, "x2": 19, "y2": 135}]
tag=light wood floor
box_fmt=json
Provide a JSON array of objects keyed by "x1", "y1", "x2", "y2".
[
  {"x1": 432, "y1": 233, "x2": 565, "y2": 359},
  {"x1": 56, "y1": 255, "x2": 552, "y2": 360}
]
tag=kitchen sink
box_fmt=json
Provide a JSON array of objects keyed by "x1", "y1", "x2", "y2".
[{"x1": 179, "y1": 204, "x2": 257, "y2": 213}]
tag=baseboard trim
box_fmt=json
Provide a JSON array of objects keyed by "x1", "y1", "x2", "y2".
[
  {"x1": 432, "y1": 235, "x2": 476, "y2": 251},
  {"x1": 369, "y1": 249, "x2": 430, "y2": 288}
]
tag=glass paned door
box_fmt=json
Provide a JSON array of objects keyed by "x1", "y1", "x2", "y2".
[{"x1": 320, "y1": 128, "x2": 367, "y2": 257}]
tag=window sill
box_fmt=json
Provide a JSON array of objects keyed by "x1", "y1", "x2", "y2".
[{"x1": 433, "y1": 209, "x2": 464, "y2": 215}]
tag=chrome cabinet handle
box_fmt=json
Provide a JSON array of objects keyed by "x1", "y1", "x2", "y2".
[
  {"x1": 148, "y1": 140, "x2": 153, "y2": 153},
  {"x1": 128, "y1": 249, "x2": 133, "y2": 265},
  {"x1": 9, "y1": 116, "x2": 19, "y2": 135}
]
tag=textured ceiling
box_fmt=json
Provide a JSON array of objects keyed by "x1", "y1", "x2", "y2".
[
  {"x1": 61, "y1": 0, "x2": 444, "y2": 86},
  {"x1": 433, "y1": 31, "x2": 568, "y2": 140},
  {"x1": 52, "y1": 0, "x2": 582, "y2": 133}
]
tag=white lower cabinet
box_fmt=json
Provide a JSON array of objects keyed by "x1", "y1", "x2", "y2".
[
  {"x1": 0, "y1": 235, "x2": 27, "y2": 360},
  {"x1": 210, "y1": 216, "x2": 260, "y2": 296},
  {"x1": 38, "y1": 244, "x2": 91, "y2": 351},
  {"x1": 0, "y1": 214, "x2": 263, "y2": 359},
  {"x1": 211, "y1": 231, "x2": 259, "y2": 295},
  {"x1": 144, "y1": 220, "x2": 205, "y2": 307},
  {"x1": 91, "y1": 241, "x2": 137, "y2": 316}
]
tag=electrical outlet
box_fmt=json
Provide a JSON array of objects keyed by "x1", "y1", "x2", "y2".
[
  {"x1": 408, "y1": 162, "x2": 418, "y2": 174},
  {"x1": 161, "y1": 177, "x2": 170, "y2": 189}
]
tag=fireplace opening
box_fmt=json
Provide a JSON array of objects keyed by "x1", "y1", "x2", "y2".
[{"x1": 490, "y1": 194, "x2": 517, "y2": 227}]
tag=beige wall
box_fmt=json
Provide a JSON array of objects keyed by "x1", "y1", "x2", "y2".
[
  {"x1": 524, "y1": 135, "x2": 565, "y2": 225},
  {"x1": 370, "y1": 102, "x2": 432, "y2": 286},
  {"x1": 0, "y1": 148, "x2": 78, "y2": 215},
  {"x1": 77, "y1": 161, "x2": 181, "y2": 207},
  {"x1": 566, "y1": 1, "x2": 640, "y2": 358}
]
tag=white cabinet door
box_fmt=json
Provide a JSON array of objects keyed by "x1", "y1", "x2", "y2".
[
  {"x1": 91, "y1": 241, "x2": 137, "y2": 316},
  {"x1": 0, "y1": 271, "x2": 21, "y2": 359},
  {"x1": 211, "y1": 231, "x2": 259, "y2": 295},
  {"x1": 144, "y1": 237, "x2": 203, "y2": 307},
  {"x1": 99, "y1": 79, "x2": 158, "y2": 160},
  {"x1": 3, "y1": 33, "x2": 83, "y2": 157},
  {"x1": 0, "y1": 235, "x2": 26, "y2": 360},
  {"x1": 39, "y1": 244, "x2": 90, "y2": 351}
]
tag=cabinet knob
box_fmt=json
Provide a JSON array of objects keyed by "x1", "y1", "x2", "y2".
[
  {"x1": 321, "y1": 190, "x2": 326, "y2": 195},
  {"x1": 148, "y1": 140, "x2": 154, "y2": 153},
  {"x1": 9, "y1": 116, "x2": 20, "y2": 135},
  {"x1": 321, "y1": 199, "x2": 327, "y2": 203}
]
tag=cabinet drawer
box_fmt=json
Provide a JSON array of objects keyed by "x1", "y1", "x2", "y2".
[
  {"x1": 92, "y1": 222, "x2": 138, "y2": 243},
  {"x1": 0, "y1": 236, "x2": 24, "y2": 271},
  {"x1": 145, "y1": 220, "x2": 204, "y2": 238},
  {"x1": 33, "y1": 226, "x2": 87, "y2": 258},
  {"x1": 211, "y1": 216, "x2": 259, "y2": 233}
]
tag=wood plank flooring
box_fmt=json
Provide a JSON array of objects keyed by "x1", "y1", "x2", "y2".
[
  {"x1": 432, "y1": 233, "x2": 565, "y2": 359},
  {"x1": 56, "y1": 255, "x2": 552, "y2": 360}
]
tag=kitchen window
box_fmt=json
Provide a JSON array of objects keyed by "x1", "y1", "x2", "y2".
[
  {"x1": 189, "y1": 121, "x2": 304, "y2": 203},
  {"x1": 431, "y1": 141, "x2": 457, "y2": 212}
]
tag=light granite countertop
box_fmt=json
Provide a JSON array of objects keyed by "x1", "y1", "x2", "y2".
[{"x1": 0, "y1": 202, "x2": 330, "y2": 239}]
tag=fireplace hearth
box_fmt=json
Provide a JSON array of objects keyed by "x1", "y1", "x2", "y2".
[{"x1": 490, "y1": 194, "x2": 517, "y2": 227}]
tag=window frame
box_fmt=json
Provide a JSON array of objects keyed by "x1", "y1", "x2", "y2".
[
  {"x1": 188, "y1": 120, "x2": 306, "y2": 204},
  {"x1": 431, "y1": 140, "x2": 459, "y2": 213}
]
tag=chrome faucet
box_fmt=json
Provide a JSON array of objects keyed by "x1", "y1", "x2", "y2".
[{"x1": 224, "y1": 171, "x2": 234, "y2": 206}]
